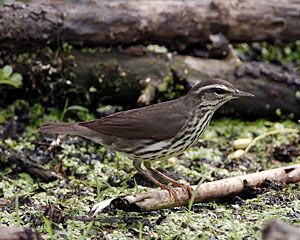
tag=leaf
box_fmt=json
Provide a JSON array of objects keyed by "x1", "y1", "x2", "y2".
[
  {"x1": 2, "y1": 65, "x2": 13, "y2": 78},
  {"x1": 0, "y1": 66, "x2": 23, "y2": 88},
  {"x1": 66, "y1": 105, "x2": 89, "y2": 112},
  {"x1": 0, "y1": 79, "x2": 21, "y2": 88},
  {"x1": 42, "y1": 216, "x2": 54, "y2": 238},
  {"x1": 9, "y1": 73, "x2": 23, "y2": 87}
]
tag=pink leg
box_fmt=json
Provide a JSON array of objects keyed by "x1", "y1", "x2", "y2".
[
  {"x1": 133, "y1": 159, "x2": 178, "y2": 198},
  {"x1": 144, "y1": 161, "x2": 193, "y2": 198}
]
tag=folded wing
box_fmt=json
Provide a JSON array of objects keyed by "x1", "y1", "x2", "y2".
[{"x1": 79, "y1": 99, "x2": 189, "y2": 141}]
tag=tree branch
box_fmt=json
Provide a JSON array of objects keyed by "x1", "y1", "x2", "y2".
[{"x1": 92, "y1": 164, "x2": 300, "y2": 213}]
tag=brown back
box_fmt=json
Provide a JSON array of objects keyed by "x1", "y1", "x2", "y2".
[{"x1": 79, "y1": 97, "x2": 191, "y2": 141}]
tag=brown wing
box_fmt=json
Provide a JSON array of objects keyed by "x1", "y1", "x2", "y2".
[{"x1": 79, "y1": 98, "x2": 190, "y2": 140}]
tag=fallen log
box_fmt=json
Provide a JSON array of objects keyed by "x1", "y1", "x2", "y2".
[
  {"x1": 92, "y1": 164, "x2": 300, "y2": 213},
  {"x1": 1, "y1": 0, "x2": 300, "y2": 48},
  {"x1": 4, "y1": 47, "x2": 299, "y2": 118}
]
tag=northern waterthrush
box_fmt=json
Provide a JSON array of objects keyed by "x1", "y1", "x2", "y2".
[{"x1": 39, "y1": 79, "x2": 254, "y2": 196}]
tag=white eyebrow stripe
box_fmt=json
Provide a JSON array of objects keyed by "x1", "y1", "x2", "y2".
[{"x1": 194, "y1": 84, "x2": 232, "y2": 94}]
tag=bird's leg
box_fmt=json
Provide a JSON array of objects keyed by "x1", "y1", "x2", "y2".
[
  {"x1": 133, "y1": 159, "x2": 177, "y2": 198},
  {"x1": 144, "y1": 161, "x2": 193, "y2": 198}
]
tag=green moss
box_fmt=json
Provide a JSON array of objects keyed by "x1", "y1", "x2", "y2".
[{"x1": 235, "y1": 41, "x2": 300, "y2": 66}]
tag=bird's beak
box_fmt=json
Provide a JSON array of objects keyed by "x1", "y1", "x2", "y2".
[{"x1": 233, "y1": 89, "x2": 255, "y2": 98}]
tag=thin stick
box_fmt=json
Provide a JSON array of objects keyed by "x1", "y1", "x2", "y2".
[
  {"x1": 137, "y1": 78, "x2": 156, "y2": 105},
  {"x1": 92, "y1": 164, "x2": 300, "y2": 213},
  {"x1": 244, "y1": 128, "x2": 298, "y2": 154}
]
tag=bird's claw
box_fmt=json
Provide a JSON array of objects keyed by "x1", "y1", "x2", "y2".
[
  {"x1": 160, "y1": 185, "x2": 179, "y2": 199},
  {"x1": 171, "y1": 182, "x2": 194, "y2": 198},
  {"x1": 160, "y1": 183, "x2": 193, "y2": 200}
]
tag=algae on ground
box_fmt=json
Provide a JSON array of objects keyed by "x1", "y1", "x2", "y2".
[{"x1": 0, "y1": 101, "x2": 299, "y2": 239}]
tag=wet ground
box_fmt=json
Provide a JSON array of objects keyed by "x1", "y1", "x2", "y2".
[{"x1": 0, "y1": 99, "x2": 299, "y2": 239}]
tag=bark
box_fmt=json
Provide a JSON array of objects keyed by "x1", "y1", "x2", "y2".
[
  {"x1": 3, "y1": 47, "x2": 300, "y2": 118},
  {"x1": 92, "y1": 164, "x2": 300, "y2": 213},
  {"x1": 1, "y1": 0, "x2": 300, "y2": 49},
  {"x1": 52, "y1": 49, "x2": 300, "y2": 118}
]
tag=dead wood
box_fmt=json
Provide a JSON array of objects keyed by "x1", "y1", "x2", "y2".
[
  {"x1": 0, "y1": 146, "x2": 64, "y2": 181},
  {"x1": 1, "y1": 0, "x2": 300, "y2": 49},
  {"x1": 92, "y1": 164, "x2": 300, "y2": 213},
  {"x1": 58, "y1": 48, "x2": 300, "y2": 119},
  {"x1": 6, "y1": 47, "x2": 299, "y2": 118},
  {"x1": 263, "y1": 220, "x2": 300, "y2": 240}
]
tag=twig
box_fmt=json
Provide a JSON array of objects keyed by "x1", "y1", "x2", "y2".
[
  {"x1": 137, "y1": 78, "x2": 156, "y2": 105},
  {"x1": 244, "y1": 128, "x2": 299, "y2": 154},
  {"x1": 229, "y1": 128, "x2": 299, "y2": 159},
  {"x1": 0, "y1": 147, "x2": 63, "y2": 181},
  {"x1": 92, "y1": 164, "x2": 300, "y2": 213}
]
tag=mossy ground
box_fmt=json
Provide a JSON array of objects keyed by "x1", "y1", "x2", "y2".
[{"x1": 0, "y1": 100, "x2": 299, "y2": 239}]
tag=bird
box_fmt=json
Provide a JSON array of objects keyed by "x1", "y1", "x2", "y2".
[{"x1": 39, "y1": 78, "x2": 254, "y2": 197}]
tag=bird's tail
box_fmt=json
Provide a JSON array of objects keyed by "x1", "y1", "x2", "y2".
[{"x1": 39, "y1": 122, "x2": 81, "y2": 135}]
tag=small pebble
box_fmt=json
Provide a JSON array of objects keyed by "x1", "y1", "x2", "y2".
[
  {"x1": 233, "y1": 138, "x2": 252, "y2": 149},
  {"x1": 228, "y1": 149, "x2": 245, "y2": 159}
]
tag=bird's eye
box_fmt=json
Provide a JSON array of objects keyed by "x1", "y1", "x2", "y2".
[{"x1": 215, "y1": 89, "x2": 228, "y2": 95}]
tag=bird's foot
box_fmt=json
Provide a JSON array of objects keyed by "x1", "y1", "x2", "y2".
[
  {"x1": 159, "y1": 183, "x2": 193, "y2": 201},
  {"x1": 142, "y1": 163, "x2": 193, "y2": 198},
  {"x1": 170, "y1": 182, "x2": 193, "y2": 198},
  {"x1": 159, "y1": 184, "x2": 179, "y2": 199}
]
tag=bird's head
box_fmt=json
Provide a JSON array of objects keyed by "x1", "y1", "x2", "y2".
[{"x1": 188, "y1": 78, "x2": 254, "y2": 107}]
